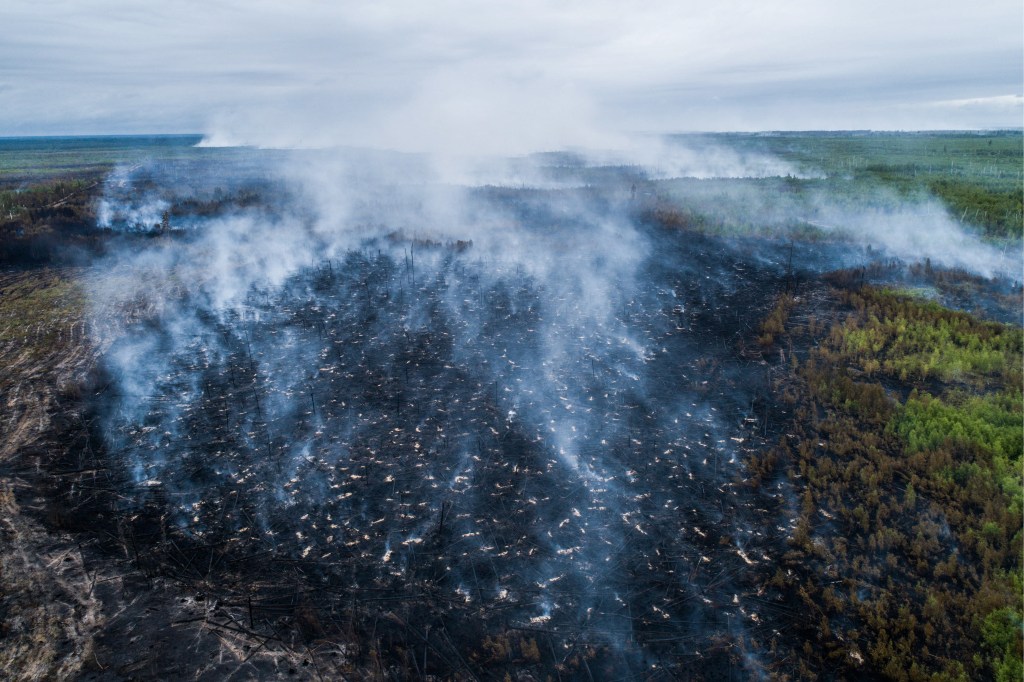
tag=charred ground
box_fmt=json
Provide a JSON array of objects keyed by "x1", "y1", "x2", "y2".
[{"x1": 0, "y1": 133, "x2": 1021, "y2": 681}]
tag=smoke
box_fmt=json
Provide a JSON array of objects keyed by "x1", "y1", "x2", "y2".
[
  {"x1": 576, "y1": 134, "x2": 813, "y2": 180},
  {"x1": 655, "y1": 174, "x2": 1018, "y2": 279},
  {"x1": 95, "y1": 166, "x2": 170, "y2": 231},
  {"x1": 196, "y1": 65, "x2": 615, "y2": 158},
  {"x1": 807, "y1": 199, "x2": 1018, "y2": 279},
  {"x1": 85, "y1": 133, "x2": 1018, "y2": 673}
]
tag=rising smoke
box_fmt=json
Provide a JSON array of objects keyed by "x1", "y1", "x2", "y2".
[{"x1": 86, "y1": 135, "x2": 1016, "y2": 674}]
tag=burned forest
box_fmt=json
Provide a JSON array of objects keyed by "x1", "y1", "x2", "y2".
[{"x1": 0, "y1": 133, "x2": 1021, "y2": 681}]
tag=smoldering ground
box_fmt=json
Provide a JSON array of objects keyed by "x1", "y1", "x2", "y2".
[{"x1": 81, "y1": 140, "x2": 1018, "y2": 677}]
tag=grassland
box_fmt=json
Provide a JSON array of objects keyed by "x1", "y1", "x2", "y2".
[
  {"x1": 0, "y1": 135, "x2": 203, "y2": 187},
  {"x1": 649, "y1": 131, "x2": 1023, "y2": 245},
  {"x1": 715, "y1": 130, "x2": 1024, "y2": 238}
]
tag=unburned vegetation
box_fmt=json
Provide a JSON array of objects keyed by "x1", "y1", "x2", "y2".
[{"x1": 753, "y1": 277, "x2": 1022, "y2": 681}]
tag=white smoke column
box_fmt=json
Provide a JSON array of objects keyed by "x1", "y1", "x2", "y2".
[
  {"x1": 810, "y1": 198, "x2": 1019, "y2": 279},
  {"x1": 577, "y1": 134, "x2": 814, "y2": 180},
  {"x1": 95, "y1": 163, "x2": 171, "y2": 231}
]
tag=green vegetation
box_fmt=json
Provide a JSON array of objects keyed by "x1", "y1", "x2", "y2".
[
  {"x1": 756, "y1": 281, "x2": 1023, "y2": 680},
  {"x1": 0, "y1": 138, "x2": 194, "y2": 264},
  {"x1": 894, "y1": 392, "x2": 1022, "y2": 473},
  {"x1": 0, "y1": 135, "x2": 202, "y2": 187},
  {"x1": 927, "y1": 178, "x2": 1023, "y2": 239},
  {"x1": 661, "y1": 131, "x2": 1024, "y2": 239},
  {"x1": 0, "y1": 137, "x2": 282, "y2": 265},
  {"x1": 981, "y1": 606, "x2": 1024, "y2": 682},
  {"x1": 0, "y1": 178, "x2": 98, "y2": 232},
  {"x1": 764, "y1": 131, "x2": 1024, "y2": 238},
  {"x1": 0, "y1": 177, "x2": 104, "y2": 265},
  {"x1": 822, "y1": 286, "x2": 1023, "y2": 387}
]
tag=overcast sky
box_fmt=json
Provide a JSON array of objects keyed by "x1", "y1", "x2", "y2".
[{"x1": 2, "y1": 0, "x2": 1021, "y2": 150}]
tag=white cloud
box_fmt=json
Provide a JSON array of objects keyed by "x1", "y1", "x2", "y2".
[
  {"x1": 927, "y1": 94, "x2": 1023, "y2": 109},
  {"x1": 1, "y1": 0, "x2": 1021, "y2": 143}
]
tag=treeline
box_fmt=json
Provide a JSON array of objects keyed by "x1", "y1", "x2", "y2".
[
  {"x1": 0, "y1": 178, "x2": 105, "y2": 265},
  {"x1": 0, "y1": 174, "x2": 276, "y2": 266},
  {"x1": 927, "y1": 179, "x2": 1023, "y2": 239},
  {"x1": 0, "y1": 178, "x2": 100, "y2": 233},
  {"x1": 750, "y1": 283, "x2": 1022, "y2": 680}
]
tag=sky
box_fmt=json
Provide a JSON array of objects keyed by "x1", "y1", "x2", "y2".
[{"x1": 2, "y1": 0, "x2": 1021, "y2": 151}]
